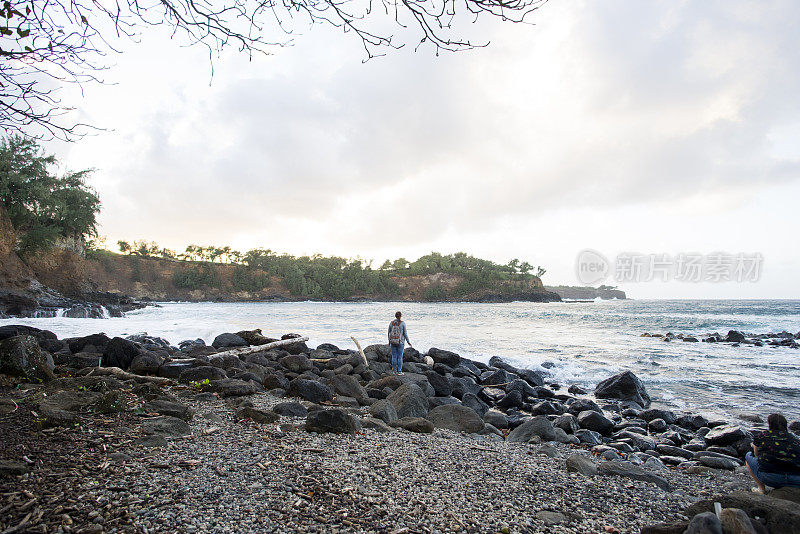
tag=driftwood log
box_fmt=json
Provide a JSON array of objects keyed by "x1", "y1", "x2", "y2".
[
  {"x1": 212, "y1": 336, "x2": 310, "y2": 359},
  {"x1": 87, "y1": 366, "x2": 173, "y2": 385},
  {"x1": 350, "y1": 336, "x2": 370, "y2": 367}
]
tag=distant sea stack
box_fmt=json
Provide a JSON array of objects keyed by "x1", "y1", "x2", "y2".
[{"x1": 546, "y1": 286, "x2": 627, "y2": 300}]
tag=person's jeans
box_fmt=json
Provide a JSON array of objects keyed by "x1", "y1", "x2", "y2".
[
  {"x1": 390, "y1": 343, "x2": 404, "y2": 373},
  {"x1": 746, "y1": 452, "x2": 800, "y2": 488}
]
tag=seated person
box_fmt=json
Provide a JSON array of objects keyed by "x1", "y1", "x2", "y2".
[{"x1": 745, "y1": 413, "x2": 800, "y2": 493}]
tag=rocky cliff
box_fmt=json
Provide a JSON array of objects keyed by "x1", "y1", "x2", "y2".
[{"x1": 546, "y1": 285, "x2": 627, "y2": 300}]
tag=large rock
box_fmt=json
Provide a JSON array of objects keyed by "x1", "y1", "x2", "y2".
[
  {"x1": 102, "y1": 337, "x2": 140, "y2": 370},
  {"x1": 179, "y1": 365, "x2": 227, "y2": 383},
  {"x1": 0, "y1": 335, "x2": 55, "y2": 381},
  {"x1": 567, "y1": 398, "x2": 603, "y2": 415},
  {"x1": 279, "y1": 354, "x2": 313, "y2": 373},
  {"x1": 426, "y1": 404, "x2": 483, "y2": 433},
  {"x1": 685, "y1": 512, "x2": 722, "y2": 534},
  {"x1": 387, "y1": 383, "x2": 429, "y2": 419},
  {"x1": 594, "y1": 371, "x2": 651, "y2": 408},
  {"x1": 726, "y1": 330, "x2": 747, "y2": 343},
  {"x1": 369, "y1": 399, "x2": 398, "y2": 424},
  {"x1": 640, "y1": 408, "x2": 677, "y2": 425},
  {"x1": 235, "y1": 406, "x2": 279, "y2": 424},
  {"x1": 206, "y1": 378, "x2": 259, "y2": 397},
  {"x1": 461, "y1": 393, "x2": 489, "y2": 417},
  {"x1": 427, "y1": 348, "x2": 461, "y2": 368},
  {"x1": 566, "y1": 453, "x2": 598, "y2": 475},
  {"x1": 704, "y1": 425, "x2": 750, "y2": 446},
  {"x1": 507, "y1": 415, "x2": 557, "y2": 443},
  {"x1": 686, "y1": 491, "x2": 800, "y2": 534},
  {"x1": 66, "y1": 333, "x2": 111, "y2": 354},
  {"x1": 211, "y1": 333, "x2": 248, "y2": 349},
  {"x1": 577, "y1": 410, "x2": 614, "y2": 435},
  {"x1": 719, "y1": 508, "x2": 757, "y2": 534},
  {"x1": 142, "y1": 416, "x2": 191, "y2": 437},
  {"x1": 393, "y1": 416, "x2": 434, "y2": 433},
  {"x1": 272, "y1": 402, "x2": 308, "y2": 417},
  {"x1": 305, "y1": 409, "x2": 358, "y2": 434},
  {"x1": 597, "y1": 460, "x2": 672, "y2": 491},
  {"x1": 423, "y1": 370, "x2": 453, "y2": 397},
  {"x1": 288, "y1": 378, "x2": 334, "y2": 403},
  {"x1": 144, "y1": 399, "x2": 194, "y2": 421},
  {"x1": 330, "y1": 374, "x2": 368, "y2": 401},
  {"x1": 129, "y1": 352, "x2": 165, "y2": 375}
]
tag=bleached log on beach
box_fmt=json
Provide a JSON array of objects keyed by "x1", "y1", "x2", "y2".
[
  {"x1": 350, "y1": 336, "x2": 370, "y2": 367},
  {"x1": 212, "y1": 336, "x2": 310, "y2": 359},
  {"x1": 88, "y1": 366, "x2": 173, "y2": 385}
]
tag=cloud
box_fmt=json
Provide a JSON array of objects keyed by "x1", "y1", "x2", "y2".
[{"x1": 49, "y1": 0, "x2": 800, "y2": 295}]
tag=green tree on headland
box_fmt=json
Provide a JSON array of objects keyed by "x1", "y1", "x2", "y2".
[{"x1": 0, "y1": 136, "x2": 100, "y2": 253}]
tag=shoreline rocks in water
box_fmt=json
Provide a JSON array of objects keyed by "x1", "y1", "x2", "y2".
[
  {"x1": 1, "y1": 325, "x2": 799, "y2": 532},
  {"x1": 643, "y1": 330, "x2": 800, "y2": 349}
]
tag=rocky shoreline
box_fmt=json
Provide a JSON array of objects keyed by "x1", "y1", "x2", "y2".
[
  {"x1": 2, "y1": 326, "x2": 799, "y2": 533},
  {"x1": 643, "y1": 330, "x2": 800, "y2": 349}
]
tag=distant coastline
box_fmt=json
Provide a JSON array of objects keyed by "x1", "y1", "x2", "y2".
[{"x1": 546, "y1": 285, "x2": 627, "y2": 300}]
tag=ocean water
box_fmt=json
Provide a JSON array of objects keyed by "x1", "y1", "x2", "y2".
[{"x1": 2, "y1": 299, "x2": 799, "y2": 421}]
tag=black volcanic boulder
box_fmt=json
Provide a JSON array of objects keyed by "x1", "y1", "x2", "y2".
[
  {"x1": 480, "y1": 369, "x2": 511, "y2": 386},
  {"x1": 0, "y1": 325, "x2": 57, "y2": 343},
  {"x1": 704, "y1": 424, "x2": 750, "y2": 446},
  {"x1": 212, "y1": 333, "x2": 248, "y2": 350},
  {"x1": 179, "y1": 365, "x2": 227, "y2": 383},
  {"x1": 387, "y1": 383, "x2": 429, "y2": 419},
  {"x1": 426, "y1": 404, "x2": 484, "y2": 433},
  {"x1": 726, "y1": 330, "x2": 747, "y2": 343},
  {"x1": 0, "y1": 335, "x2": 55, "y2": 382},
  {"x1": 288, "y1": 378, "x2": 333, "y2": 404},
  {"x1": 577, "y1": 410, "x2": 614, "y2": 435},
  {"x1": 594, "y1": 371, "x2": 651, "y2": 408},
  {"x1": 67, "y1": 333, "x2": 111, "y2": 354},
  {"x1": 305, "y1": 409, "x2": 358, "y2": 434},
  {"x1": 507, "y1": 415, "x2": 557, "y2": 443},
  {"x1": 281, "y1": 334, "x2": 310, "y2": 355},
  {"x1": 423, "y1": 370, "x2": 453, "y2": 397},
  {"x1": 428, "y1": 348, "x2": 461, "y2": 368},
  {"x1": 103, "y1": 337, "x2": 140, "y2": 369}
]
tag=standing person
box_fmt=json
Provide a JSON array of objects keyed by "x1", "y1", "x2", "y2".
[
  {"x1": 745, "y1": 413, "x2": 800, "y2": 493},
  {"x1": 388, "y1": 311, "x2": 412, "y2": 375}
]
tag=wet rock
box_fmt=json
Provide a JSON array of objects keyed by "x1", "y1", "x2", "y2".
[
  {"x1": 235, "y1": 406, "x2": 279, "y2": 424},
  {"x1": 726, "y1": 330, "x2": 747, "y2": 343},
  {"x1": 369, "y1": 399, "x2": 398, "y2": 425},
  {"x1": 640, "y1": 408, "x2": 677, "y2": 424},
  {"x1": 597, "y1": 460, "x2": 672, "y2": 491},
  {"x1": 387, "y1": 382, "x2": 429, "y2": 419},
  {"x1": 566, "y1": 453, "x2": 598, "y2": 475},
  {"x1": 480, "y1": 368, "x2": 511, "y2": 386},
  {"x1": 288, "y1": 378, "x2": 333, "y2": 403},
  {"x1": 392, "y1": 416, "x2": 434, "y2": 433},
  {"x1": 142, "y1": 416, "x2": 191, "y2": 437},
  {"x1": 575, "y1": 429, "x2": 603, "y2": 445},
  {"x1": 0, "y1": 335, "x2": 55, "y2": 382},
  {"x1": 144, "y1": 399, "x2": 194, "y2": 421},
  {"x1": 305, "y1": 409, "x2": 358, "y2": 434},
  {"x1": 594, "y1": 371, "x2": 651, "y2": 408},
  {"x1": 507, "y1": 415, "x2": 557, "y2": 443},
  {"x1": 426, "y1": 404, "x2": 484, "y2": 433},
  {"x1": 567, "y1": 384, "x2": 587, "y2": 395},
  {"x1": 519, "y1": 368, "x2": 545, "y2": 387},
  {"x1": 272, "y1": 401, "x2": 308, "y2": 417}
]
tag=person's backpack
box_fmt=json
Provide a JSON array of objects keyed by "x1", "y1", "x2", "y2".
[{"x1": 389, "y1": 320, "x2": 402, "y2": 345}]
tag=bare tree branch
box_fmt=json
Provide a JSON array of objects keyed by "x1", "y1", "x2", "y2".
[{"x1": 0, "y1": 0, "x2": 548, "y2": 139}]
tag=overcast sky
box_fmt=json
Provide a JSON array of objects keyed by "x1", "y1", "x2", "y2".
[{"x1": 47, "y1": 0, "x2": 800, "y2": 299}]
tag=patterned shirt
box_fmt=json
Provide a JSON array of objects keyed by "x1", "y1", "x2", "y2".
[{"x1": 753, "y1": 429, "x2": 800, "y2": 474}]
